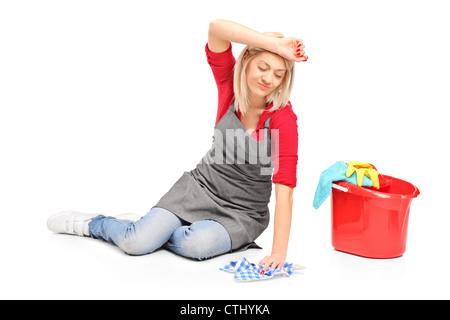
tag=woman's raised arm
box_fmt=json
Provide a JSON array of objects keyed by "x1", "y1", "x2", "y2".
[
  {"x1": 208, "y1": 19, "x2": 307, "y2": 62},
  {"x1": 208, "y1": 19, "x2": 273, "y2": 53}
]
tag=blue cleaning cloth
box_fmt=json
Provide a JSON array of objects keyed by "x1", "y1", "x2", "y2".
[
  {"x1": 220, "y1": 257, "x2": 305, "y2": 281},
  {"x1": 313, "y1": 161, "x2": 373, "y2": 210}
]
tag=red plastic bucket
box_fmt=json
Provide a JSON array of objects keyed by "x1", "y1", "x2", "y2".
[{"x1": 331, "y1": 175, "x2": 420, "y2": 259}]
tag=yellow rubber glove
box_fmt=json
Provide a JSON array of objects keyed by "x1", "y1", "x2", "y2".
[{"x1": 346, "y1": 161, "x2": 380, "y2": 189}]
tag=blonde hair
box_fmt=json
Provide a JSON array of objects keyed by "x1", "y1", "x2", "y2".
[{"x1": 233, "y1": 32, "x2": 295, "y2": 116}]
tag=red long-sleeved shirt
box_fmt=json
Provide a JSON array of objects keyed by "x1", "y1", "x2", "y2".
[{"x1": 206, "y1": 43, "x2": 299, "y2": 188}]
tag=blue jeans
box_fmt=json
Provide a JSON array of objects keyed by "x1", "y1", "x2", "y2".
[{"x1": 88, "y1": 207, "x2": 232, "y2": 260}]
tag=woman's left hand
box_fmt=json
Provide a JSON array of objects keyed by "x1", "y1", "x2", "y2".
[{"x1": 258, "y1": 253, "x2": 286, "y2": 274}]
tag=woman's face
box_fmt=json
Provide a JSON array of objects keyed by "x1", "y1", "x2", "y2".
[{"x1": 245, "y1": 51, "x2": 286, "y2": 101}]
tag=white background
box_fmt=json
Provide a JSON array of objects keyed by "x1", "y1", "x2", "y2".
[{"x1": 1, "y1": 0, "x2": 449, "y2": 300}]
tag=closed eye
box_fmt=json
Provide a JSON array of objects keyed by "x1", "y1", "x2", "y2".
[{"x1": 259, "y1": 66, "x2": 283, "y2": 79}]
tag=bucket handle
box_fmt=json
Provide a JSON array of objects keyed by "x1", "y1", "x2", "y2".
[{"x1": 332, "y1": 183, "x2": 348, "y2": 192}]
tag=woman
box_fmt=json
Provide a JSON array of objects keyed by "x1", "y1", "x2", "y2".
[{"x1": 47, "y1": 19, "x2": 307, "y2": 273}]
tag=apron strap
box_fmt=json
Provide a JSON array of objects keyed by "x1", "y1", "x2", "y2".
[
  {"x1": 263, "y1": 115, "x2": 271, "y2": 130},
  {"x1": 263, "y1": 115, "x2": 272, "y2": 139},
  {"x1": 228, "y1": 100, "x2": 236, "y2": 113}
]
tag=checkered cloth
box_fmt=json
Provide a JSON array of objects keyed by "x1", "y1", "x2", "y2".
[{"x1": 220, "y1": 257, "x2": 305, "y2": 281}]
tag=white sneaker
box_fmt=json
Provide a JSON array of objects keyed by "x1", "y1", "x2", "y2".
[{"x1": 47, "y1": 211, "x2": 98, "y2": 236}]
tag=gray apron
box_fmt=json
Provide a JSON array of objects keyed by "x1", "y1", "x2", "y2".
[{"x1": 153, "y1": 101, "x2": 273, "y2": 251}]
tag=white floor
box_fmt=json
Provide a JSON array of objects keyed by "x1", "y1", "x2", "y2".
[{"x1": 1, "y1": 187, "x2": 448, "y2": 300}]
